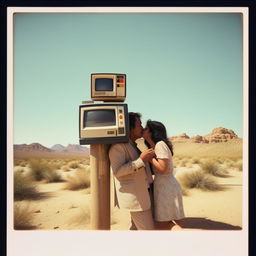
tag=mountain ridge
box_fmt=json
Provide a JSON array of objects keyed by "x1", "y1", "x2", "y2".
[
  {"x1": 14, "y1": 127, "x2": 241, "y2": 154},
  {"x1": 14, "y1": 143, "x2": 90, "y2": 155}
]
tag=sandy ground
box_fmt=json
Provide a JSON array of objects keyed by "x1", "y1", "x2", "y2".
[{"x1": 15, "y1": 166, "x2": 242, "y2": 231}]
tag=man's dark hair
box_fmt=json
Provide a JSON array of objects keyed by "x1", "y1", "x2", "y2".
[{"x1": 128, "y1": 112, "x2": 141, "y2": 130}]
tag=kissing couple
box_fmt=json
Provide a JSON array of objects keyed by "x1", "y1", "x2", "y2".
[{"x1": 109, "y1": 112, "x2": 185, "y2": 230}]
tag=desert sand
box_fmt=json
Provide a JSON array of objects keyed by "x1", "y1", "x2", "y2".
[{"x1": 13, "y1": 140, "x2": 243, "y2": 231}]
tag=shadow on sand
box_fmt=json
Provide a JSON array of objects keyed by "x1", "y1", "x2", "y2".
[
  {"x1": 14, "y1": 225, "x2": 38, "y2": 230},
  {"x1": 15, "y1": 192, "x2": 53, "y2": 201},
  {"x1": 180, "y1": 217, "x2": 241, "y2": 230}
]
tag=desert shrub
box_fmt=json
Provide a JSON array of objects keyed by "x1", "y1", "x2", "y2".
[
  {"x1": 43, "y1": 169, "x2": 64, "y2": 183},
  {"x1": 14, "y1": 171, "x2": 39, "y2": 201},
  {"x1": 82, "y1": 158, "x2": 90, "y2": 165},
  {"x1": 185, "y1": 162, "x2": 193, "y2": 168},
  {"x1": 236, "y1": 159, "x2": 243, "y2": 171},
  {"x1": 200, "y1": 160, "x2": 228, "y2": 177},
  {"x1": 29, "y1": 159, "x2": 52, "y2": 181},
  {"x1": 64, "y1": 166, "x2": 90, "y2": 190},
  {"x1": 181, "y1": 186, "x2": 189, "y2": 196},
  {"x1": 70, "y1": 207, "x2": 91, "y2": 228},
  {"x1": 14, "y1": 167, "x2": 25, "y2": 173},
  {"x1": 224, "y1": 158, "x2": 237, "y2": 169},
  {"x1": 180, "y1": 159, "x2": 188, "y2": 167},
  {"x1": 69, "y1": 161, "x2": 80, "y2": 169},
  {"x1": 49, "y1": 160, "x2": 62, "y2": 170},
  {"x1": 14, "y1": 159, "x2": 20, "y2": 166},
  {"x1": 179, "y1": 170, "x2": 223, "y2": 191},
  {"x1": 214, "y1": 157, "x2": 225, "y2": 164},
  {"x1": 191, "y1": 157, "x2": 201, "y2": 164},
  {"x1": 14, "y1": 202, "x2": 35, "y2": 229},
  {"x1": 62, "y1": 165, "x2": 71, "y2": 172},
  {"x1": 28, "y1": 159, "x2": 63, "y2": 182}
]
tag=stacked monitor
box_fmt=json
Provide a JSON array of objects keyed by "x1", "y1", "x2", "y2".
[{"x1": 79, "y1": 73, "x2": 129, "y2": 145}]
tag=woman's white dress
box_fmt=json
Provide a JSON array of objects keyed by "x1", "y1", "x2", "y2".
[{"x1": 153, "y1": 141, "x2": 185, "y2": 221}]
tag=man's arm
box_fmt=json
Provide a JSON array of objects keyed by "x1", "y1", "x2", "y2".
[{"x1": 109, "y1": 144, "x2": 145, "y2": 178}]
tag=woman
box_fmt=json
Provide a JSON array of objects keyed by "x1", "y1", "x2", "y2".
[{"x1": 143, "y1": 120, "x2": 185, "y2": 230}]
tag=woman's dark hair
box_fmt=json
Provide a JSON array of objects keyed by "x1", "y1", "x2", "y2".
[
  {"x1": 128, "y1": 112, "x2": 141, "y2": 130},
  {"x1": 145, "y1": 120, "x2": 174, "y2": 155}
]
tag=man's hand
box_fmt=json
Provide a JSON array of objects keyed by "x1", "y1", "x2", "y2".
[{"x1": 140, "y1": 149, "x2": 155, "y2": 163}]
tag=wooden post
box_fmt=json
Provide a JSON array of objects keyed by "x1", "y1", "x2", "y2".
[{"x1": 90, "y1": 144, "x2": 110, "y2": 230}]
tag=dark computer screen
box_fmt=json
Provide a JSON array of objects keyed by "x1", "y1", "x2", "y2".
[
  {"x1": 95, "y1": 78, "x2": 113, "y2": 91},
  {"x1": 84, "y1": 109, "x2": 116, "y2": 127}
]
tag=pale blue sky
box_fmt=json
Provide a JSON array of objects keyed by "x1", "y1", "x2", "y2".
[{"x1": 13, "y1": 13, "x2": 243, "y2": 148}]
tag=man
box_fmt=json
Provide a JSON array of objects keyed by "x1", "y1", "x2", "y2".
[{"x1": 109, "y1": 112, "x2": 155, "y2": 230}]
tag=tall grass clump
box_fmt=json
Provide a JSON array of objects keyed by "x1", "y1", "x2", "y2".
[
  {"x1": 181, "y1": 186, "x2": 190, "y2": 196},
  {"x1": 70, "y1": 207, "x2": 91, "y2": 228},
  {"x1": 14, "y1": 171, "x2": 39, "y2": 201},
  {"x1": 64, "y1": 166, "x2": 90, "y2": 190},
  {"x1": 69, "y1": 161, "x2": 80, "y2": 169},
  {"x1": 191, "y1": 157, "x2": 201, "y2": 164},
  {"x1": 236, "y1": 159, "x2": 243, "y2": 171},
  {"x1": 179, "y1": 170, "x2": 223, "y2": 191},
  {"x1": 29, "y1": 159, "x2": 51, "y2": 181},
  {"x1": 29, "y1": 159, "x2": 63, "y2": 182},
  {"x1": 200, "y1": 160, "x2": 228, "y2": 177},
  {"x1": 43, "y1": 169, "x2": 64, "y2": 183},
  {"x1": 14, "y1": 202, "x2": 35, "y2": 230}
]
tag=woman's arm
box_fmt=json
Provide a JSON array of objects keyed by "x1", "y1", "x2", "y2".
[{"x1": 150, "y1": 158, "x2": 169, "y2": 173}]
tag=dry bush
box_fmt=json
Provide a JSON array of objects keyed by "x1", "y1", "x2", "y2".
[
  {"x1": 28, "y1": 159, "x2": 63, "y2": 182},
  {"x1": 191, "y1": 157, "x2": 201, "y2": 164},
  {"x1": 224, "y1": 159, "x2": 236, "y2": 169},
  {"x1": 14, "y1": 202, "x2": 36, "y2": 230},
  {"x1": 64, "y1": 166, "x2": 90, "y2": 190},
  {"x1": 43, "y1": 170, "x2": 64, "y2": 183},
  {"x1": 29, "y1": 159, "x2": 52, "y2": 181},
  {"x1": 180, "y1": 159, "x2": 188, "y2": 167},
  {"x1": 48, "y1": 160, "x2": 63, "y2": 170},
  {"x1": 179, "y1": 170, "x2": 223, "y2": 191},
  {"x1": 82, "y1": 158, "x2": 90, "y2": 165},
  {"x1": 214, "y1": 157, "x2": 225, "y2": 164},
  {"x1": 200, "y1": 160, "x2": 228, "y2": 177},
  {"x1": 69, "y1": 161, "x2": 80, "y2": 169},
  {"x1": 185, "y1": 162, "x2": 193, "y2": 168},
  {"x1": 62, "y1": 165, "x2": 71, "y2": 172},
  {"x1": 181, "y1": 186, "x2": 190, "y2": 196},
  {"x1": 14, "y1": 167, "x2": 25, "y2": 173},
  {"x1": 14, "y1": 171, "x2": 39, "y2": 201},
  {"x1": 235, "y1": 159, "x2": 243, "y2": 171},
  {"x1": 70, "y1": 206, "x2": 91, "y2": 228}
]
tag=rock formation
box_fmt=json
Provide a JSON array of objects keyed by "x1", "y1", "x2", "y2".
[
  {"x1": 204, "y1": 127, "x2": 238, "y2": 143},
  {"x1": 169, "y1": 127, "x2": 239, "y2": 143}
]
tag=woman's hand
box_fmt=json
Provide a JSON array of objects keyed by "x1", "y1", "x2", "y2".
[{"x1": 140, "y1": 149, "x2": 156, "y2": 164}]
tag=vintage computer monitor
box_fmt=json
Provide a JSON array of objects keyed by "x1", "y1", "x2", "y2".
[
  {"x1": 91, "y1": 73, "x2": 126, "y2": 102},
  {"x1": 79, "y1": 103, "x2": 129, "y2": 145}
]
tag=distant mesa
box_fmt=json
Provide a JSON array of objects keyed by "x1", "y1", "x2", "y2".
[
  {"x1": 170, "y1": 127, "x2": 240, "y2": 143},
  {"x1": 170, "y1": 133, "x2": 190, "y2": 143},
  {"x1": 190, "y1": 135, "x2": 209, "y2": 144},
  {"x1": 14, "y1": 143, "x2": 90, "y2": 155},
  {"x1": 14, "y1": 143, "x2": 51, "y2": 152}
]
